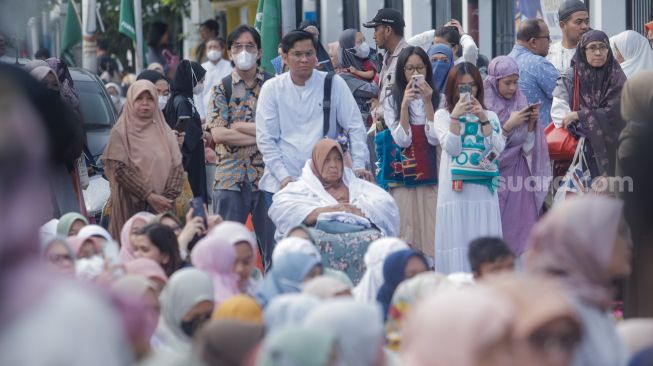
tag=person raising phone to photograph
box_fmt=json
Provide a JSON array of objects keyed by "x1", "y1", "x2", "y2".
[
  {"x1": 432, "y1": 62, "x2": 505, "y2": 274},
  {"x1": 379, "y1": 46, "x2": 439, "y2": 259},
  {"x1": 484, "y1": 56, "x2": 549, "y2": 257},
  {"x1": 103, "y1": 80, "x2": 184, "y2": 239}
]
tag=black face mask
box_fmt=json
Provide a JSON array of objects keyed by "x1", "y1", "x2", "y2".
[{"x1": 180, "y1": 315, "x2": 209, "y2": 337}]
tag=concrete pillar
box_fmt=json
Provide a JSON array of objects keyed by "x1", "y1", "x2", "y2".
[
  {"x1": 478, "y1": 0, "x2": 492, "y2": 57},
  {"x1": 589, "y1": 0, "x2": 627, "y2": 37},
  {"x1": 404, "y1": 0, "x2": 432, "y2": 38},
  {"x1": 320, "y1": 0, "x2": 343, "y2": 43},
  {"x1": 359, "y1": 0, "x2": 384, "y2": 47}
]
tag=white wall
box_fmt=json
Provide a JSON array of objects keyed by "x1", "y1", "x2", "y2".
[
  {"x1": 478, "y1": 0, "x2": 492, "y2": 57},
  {"x1": 404, "y1": 0, "x2": 432, "y2": 38},
  {"x1": 320, "y1": 0, "x2": 344, "y2": 44},
  {"x1": 590, "y1": 0, "x2": 627, "y2": 37}
]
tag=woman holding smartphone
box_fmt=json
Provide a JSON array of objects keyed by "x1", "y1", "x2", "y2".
[
  {"x1": 380, "y1": 46, "x2": 440, "y2": 258},
  {"x1": 432, "y1": 62, "x2": 505, "y2": 274},
  {"x1": 483, "y1": 56, "x2": 548, "y2": 257}
]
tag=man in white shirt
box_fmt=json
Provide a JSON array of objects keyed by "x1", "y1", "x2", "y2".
[
  {"x1": 546, "y1": 0, "x2": 590, "y2": 72},
  {"x1": 256, "y1": 30, "x2": 372, "y2": 195},
  {"x1": 195, "y1": 37, "x2": 233, "y2": 120},
  {"x1": 408, "y1": 19, "x2": 479, "y2": 66}
]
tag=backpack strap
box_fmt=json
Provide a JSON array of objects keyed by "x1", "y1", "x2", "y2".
[
  {"x1": 221, "y1": 74, "x2": 234, "y2": 104},
  {"x1": 323, "y1": 72, "x2": 335, "y2": 137}
]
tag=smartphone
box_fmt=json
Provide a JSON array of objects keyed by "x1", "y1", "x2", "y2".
[
  {"x1": 191, "y1": 197, "x2": 208, "y2": 228},
  {"x1": 411, "y1": 74, "x2": 425, "y2": 89},
  {"x1": 175, "y1": 116, "x2": 190, "y2": 133},
  {"x1": 458, "y1": 84, "x2": 472, "y2": 103},
  {"x1": 527, "y1": 102, "x2": 542, "y2": 111}
]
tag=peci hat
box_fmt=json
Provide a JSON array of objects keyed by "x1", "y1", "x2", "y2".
[{"x1": 363, "y1": 8, "x2": 405, "y2": 28}]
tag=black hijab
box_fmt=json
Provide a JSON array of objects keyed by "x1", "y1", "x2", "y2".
[
  {"x1": 299, "y1": 20, "x2": 335, "y2": 72},
  {"x1": 136, "y1": 69, "x2": 169, "y2": 84},
  {"x1": 170, "y1": 60, "x2": 206, "y2": 97}
]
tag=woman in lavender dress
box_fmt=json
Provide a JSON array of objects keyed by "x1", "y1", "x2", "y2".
[{"x1": 483, "y1": 56, "x2": 550, "y2": 255}]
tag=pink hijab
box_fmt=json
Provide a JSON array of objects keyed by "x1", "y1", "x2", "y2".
[
  {"x1": 124, "y1": 257, "x2": 168, "y2": 284},
  {"x1": 119, "y1": 212, "x2": 155, "y2": 261},
  {"x1": 525, "y1": 195, "x2": 625, "y2": 309},
  {"x1": 208, "y1": 221, "x2": 257, "y2": 252},
  {"x1": 401, "y1": 287, "x2": 514, "y2": 366},
  {"x1": 190, "y1": 233, "x2": 240, "y2": 305}
]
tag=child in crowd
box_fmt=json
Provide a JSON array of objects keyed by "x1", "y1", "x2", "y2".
[{"x1": 467, "y1": 237, "x2": 516, "y2": 280}]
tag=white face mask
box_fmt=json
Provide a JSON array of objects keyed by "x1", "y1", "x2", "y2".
[
  {"x1": 193, "y1": 82, "x2": 204, "y2": 95},
  {"x1": 158, "y1": 95, "x2": 169, "y2": 109},
  {"x1": 356, "y1": 42, "x2": 370, "y2": 58},
  {"x1": 207, "y1": 50, "x2": 222, "y2": 62},
  {"x1": 234, "y1": 51, "x2": 257, "y2": 71}
]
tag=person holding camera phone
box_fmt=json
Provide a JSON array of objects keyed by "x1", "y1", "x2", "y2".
[
  {"x1": 103, "y1": 80, "x2": 185, "y2": 240},
  {"x1": 484, "y1": 56, "x2": 549, "y2": 257},
  {"x1": 380, "y1": 46, "x2": 440, "y2": 258},
  {"x1": 432, "y1": 62, "x2": 505, "y2": 274}
]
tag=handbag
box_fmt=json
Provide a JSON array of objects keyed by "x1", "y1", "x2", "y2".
[
  {"x1": 545, "y1": 68, "x2": 580, "y2": 161},
  {"x1": 553, "y1": 137, "x2": 591, "y2": 206}
]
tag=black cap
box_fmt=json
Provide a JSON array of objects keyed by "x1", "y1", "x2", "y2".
[
  {"x1": 558, "y1": 0, "x2": 587, "y2": 22},
  {"x1": 363, "y1": 8, "x2": 405, "y2": 28}
]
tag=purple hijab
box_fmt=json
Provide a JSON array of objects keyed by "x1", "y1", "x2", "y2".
[{"x1": 484, "y1": 56, "x2": 551, "y2": 212}]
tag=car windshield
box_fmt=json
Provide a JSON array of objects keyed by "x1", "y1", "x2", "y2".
[{"x1": 75, "y1": 80, "x2": 113, "y2": 130}]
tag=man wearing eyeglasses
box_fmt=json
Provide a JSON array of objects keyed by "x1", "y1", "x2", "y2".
[
  {"x1": 547, "y1": 0, "x2": 590, "y2": 72},
  {"x1": 256, "y1": 29, "x2": 371, "y2": 200},
  {"x1": 509, "y1": 19, "x2": 560, "y2": 127},
  {"x1": 208, "y1": 25, "x2": 276, "y2": 268}
]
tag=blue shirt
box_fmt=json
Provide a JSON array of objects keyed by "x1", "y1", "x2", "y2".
[{"x1": 508, "y1": 45, "x2": 560, "y2": 125}]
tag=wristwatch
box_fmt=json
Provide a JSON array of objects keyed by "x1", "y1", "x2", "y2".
[{"x1": 480, "y1": 120, "x2": 490, "y2": 126}]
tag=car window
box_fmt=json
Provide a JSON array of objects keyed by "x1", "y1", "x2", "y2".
[{"x1": 75, "y1": 80, "x2": 114, "y2": 129}]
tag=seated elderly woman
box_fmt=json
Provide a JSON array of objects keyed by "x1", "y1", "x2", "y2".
[{"x1": 269, "y1": 139, "x2": 399, "y2": 284}]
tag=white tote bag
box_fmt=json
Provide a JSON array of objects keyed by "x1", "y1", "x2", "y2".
[{"x1": 553, "y1": 137, "x2": 591, "y2": 206}]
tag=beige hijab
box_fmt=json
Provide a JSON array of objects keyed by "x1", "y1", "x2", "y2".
[{"x1": 103, "y1": 80, "x2": 181, "y2": 193}]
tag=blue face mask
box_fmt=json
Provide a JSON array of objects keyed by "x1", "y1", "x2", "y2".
[{"x1": 431, "y1": 59, "x2": 451, "y2": 93}]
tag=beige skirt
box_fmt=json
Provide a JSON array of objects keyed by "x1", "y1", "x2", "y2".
[{"x1": 390, "y1": 184, "x2": 438, "y2": 257}]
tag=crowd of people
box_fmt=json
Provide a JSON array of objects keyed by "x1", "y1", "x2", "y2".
[{"x1": 2, "y1": 0, "x2": 653, "y2": 365}]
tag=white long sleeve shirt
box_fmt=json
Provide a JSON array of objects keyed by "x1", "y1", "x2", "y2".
[
  {"x1": 383, "y1": 97, "x2": 438, "y2": 148},
  {"x1": 255, "y1": 70, "x2": 369, "y2": 193},
  {"x1": 408, "y1": 30, "x2": 479, "y2": 65}
]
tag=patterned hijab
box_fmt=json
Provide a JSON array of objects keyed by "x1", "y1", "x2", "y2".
[
  {"x1": 45, "y1": 58, "x2": 80, "y2": 114},
  {"x1": 571, "y1": 30, "x2": 627, "y2": 175}
]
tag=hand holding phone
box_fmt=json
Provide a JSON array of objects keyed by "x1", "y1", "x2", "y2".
[{"x1": 190, "y1": 197, "x2": 208, "y2": 229}]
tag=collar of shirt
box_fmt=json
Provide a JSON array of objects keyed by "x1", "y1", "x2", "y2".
[
  {"x1": 384, "y1": 38, "x2": 409, "y2": 68},
  {"x1": 231, "y1": 68, "x2": 266, "y2": 85}
]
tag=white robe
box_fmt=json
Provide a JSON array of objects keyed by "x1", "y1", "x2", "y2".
[
  {"x1": 269, "y1": 161, "x2": 400, "y2": 240},
  {"x1": 432, "y1": 109, "x2": 505, "y2": 274}
]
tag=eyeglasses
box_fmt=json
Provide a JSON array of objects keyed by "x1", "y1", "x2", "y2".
[
  {"x1": 585, "y1": 44, "x2": 609, "y2": 53},
  {"x1": 533, "y1": 35, "x2": 551, "y2": 42},
  {"x1": 231, "y1": 43, "x2": 257, "y2": 53},
  {"x1": 289, "y1": 50, "x2": 316, "y2": 60},
  {"x1": 404, "y1": 65, "x2": 426, "y2": 73},
  {"x1": 48, "y1": 253, "x2": 74, "y2": 263}
]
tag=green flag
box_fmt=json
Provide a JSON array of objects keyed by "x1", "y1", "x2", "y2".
[
  {"x1": 258, "y1": 0, "x2": 281, "y2": 74},
  {"x1": 119, "y1": 0, "x2": 136, "y2": 42},
  {"x1": 60, "y1": 1, "x2": 82, "y2": 66},
  {"x1": 254, "y1": 0, "x2": 264, "y2": 31}
]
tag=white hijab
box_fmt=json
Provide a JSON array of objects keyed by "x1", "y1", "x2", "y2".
[
  {"x1": 610, "y1": 30, "x2": 653, "y2": 78},
  {"x1": 263, "y1": 293, "x2": 321, "y2": 332},
  {"x1": 153, "y1": 268, "x2": 213, "y2": 356},
  {"x1": 352, "y1": 237, "x2": 409, "y2": 303}
]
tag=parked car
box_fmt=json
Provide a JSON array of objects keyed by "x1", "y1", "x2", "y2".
[{"x1": 70, "y1": 67, "x2": 116, "y2": 220}]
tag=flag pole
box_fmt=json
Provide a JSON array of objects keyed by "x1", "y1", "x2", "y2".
[{"x1": 134, "y1": 0, "x2": 143, "y2": 73}]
